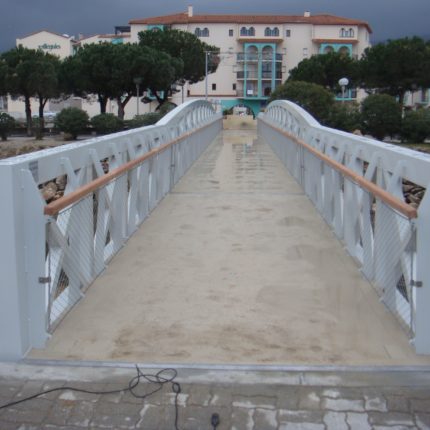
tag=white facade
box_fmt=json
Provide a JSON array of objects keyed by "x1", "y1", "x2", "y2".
[{"x1": 129, "y1": 8, "x2": 372, "y2": 114}]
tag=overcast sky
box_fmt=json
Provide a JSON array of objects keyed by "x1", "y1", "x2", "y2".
[{"x1": 1, "y1": 0, "x2": 429, "y2": 52}]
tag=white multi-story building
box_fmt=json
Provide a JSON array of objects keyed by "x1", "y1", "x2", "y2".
[
  {"x1": 8, "y1": 7, "x2": 373, "y2": 119},
  {"x1": 129, "y1": 7, "x2": 372, "y2": 115}
]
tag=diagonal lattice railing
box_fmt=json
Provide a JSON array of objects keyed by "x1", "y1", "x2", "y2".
[
  {"x1": 259, "y1": 100, "x2": 430, "y2": 354},
  {"x1": 0, "y1": 100, "x2": 222, "y2": 358}
]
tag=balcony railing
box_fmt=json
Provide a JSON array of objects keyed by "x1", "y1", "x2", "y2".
[{"x1": 237, "y1": 53, "x2": 283, "y2": 62}]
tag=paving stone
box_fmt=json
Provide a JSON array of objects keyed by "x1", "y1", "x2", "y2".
[
  {"x1": 135, "y1": 404, "x2": 177, "y2": 429},
  {"x1": 322, "y1": 397, "x2": 364, "y2": 412},
  {"x1": 44, "y1": 402, "x2": 74, "y2": 426},
  {"x1": 97, "y1": 383, "x2": 126, "y2": 404},
  {"x1": 411, "y1": 398, "x2": 430, "y2": 412},
  {"x1": 231, "y1": 407, "x2": 253, "y2": 430},
  {"x1": 14, "y1": 381, "x2": 45, "y2": 399},
  {"x1": 95, "y1": 400, "x2": 141, "y2": 416},
  {"x1": 277, "y1": 386, "x2": 300, "y2": 410},
  {"x1": 41, "y1": 426, "x2": 85, "y2": 430},
  {"x1": 364, "y1": 394, "x2": 388, "y2": 412},
  {"x1": 346, "y1": 412, "x2": 371, "y2": 430},
  {"x1": 187, "y1": 385, "x2": 212, "y2": 406},
  {"x1": 90, "y1": 413, "x2": 138, "y2": 428},
  {"x1": 0, "y1": 381, "x2": 23, "y2": 399},
  {"x1": 323, "y1": 411, "x2": 348, "y2": 430},
  {"x1": 373, "y1": 426, "x2": 416, "y2": 430},
  {"x1": 1, "y1": 407, "x2": 49, "y2": 424},
  {"x1": 386, "y1": 395, "x2": 410, "y2": 412},
  {"x1": 321, "y1": 387, "x2": 363, "y2": 400},
  {"x1": 66, "y1": 401, "x2": 95, "y2": 427},
  {"x1": 16, "y1": 425, "x2": 41, "y2": 430},
  {"x1": 368, "y1": 411, "x2": 416, "y2": 427},
  {"x1": 278, "y1": 409, "x2": 324, "y2": 424},
  {"x1": 253, "y1": 407, "x2": 277, "y2": 429},
  {"x1": 39, "y1": 382, "x2": 66, "y2": 401},
  {"x1": 184, "y1": 406, "x2": 231, "y2": 430},
  {"x1": 278, "y1": 423, "x2": 325, "y2": 430},
  {"x1": 232, "y1": 394, "x2": 276, "y2": 410},
  {"x1": 298, "y1": 387, "x2": 321, "y2": 410},
  {"x1": 0, "y1": 422, "x2": 31, "y2": 430},
  {"x1": 415, "y1": 413, "x2": 430, "y2": 430},
  {"x1": 209, "y1": 386, "x2": 233, "y2": 407},
  {"x1": 58, "y1": 383, "x2": 104, "y2": 403}
]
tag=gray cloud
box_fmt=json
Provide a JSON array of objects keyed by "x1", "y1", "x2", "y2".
[{"x1": 1, "y1": 0, "x2": 429, "y2": 52}]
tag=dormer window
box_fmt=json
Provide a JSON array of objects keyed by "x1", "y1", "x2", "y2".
[
  {"x1": 340, "y1": 27, "x2": 354, "y2": 38},
  {"x1": 240, "y1": 27, "x2": 255, "y2": 37},
  {"x1": 195, "y1": 27, "x2": 209, "y2": 37},
  {"x1": 264, "y1": 27, "x2": 280, "y2": 37}
]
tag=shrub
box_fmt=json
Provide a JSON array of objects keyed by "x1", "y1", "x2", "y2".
[
  {"x1": 55, "y1": 107, "x2": 89, "y2": 140},
  {"x1": 90, "y1": 113, "x2": 124, "y2": 135},
  {"x1": 326, "y1": 102, "x2": 362, "y2": 133},
  {"x1": 361, "y1": 94, "x2": 401, "y2": 141},
  {"x1": 401, "y1": 109, "x2": 430, "y2": 143},
  {"x1": 157, "y1": 102, "x2": 176, "y2": 116},
  {"x1": 126, "y1": 113, "x2": 161, "y2": 129},
  {"x1": 0, "y1": 112, "x2": 16, "y2": 141},
  {"x1": 269, "y1": 81, "x2": 334, "y2": 124}
]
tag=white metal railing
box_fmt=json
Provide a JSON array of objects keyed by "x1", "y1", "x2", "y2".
[
  {"x1": 259, "y1": 100, "x2": 430, "y2": 354},
  {"x1": 0, "y1": 100, "x2": 222, "y2": 358}
]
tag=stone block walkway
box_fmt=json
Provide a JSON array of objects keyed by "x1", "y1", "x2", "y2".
[{"x1": 0, "y1": 363, "x2": 429, "y2": 429}]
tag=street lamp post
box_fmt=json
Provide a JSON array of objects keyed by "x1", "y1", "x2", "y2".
[
  {"x1": 133, "y1": 77, "x2": 142, "y2": 115},
  {"x1": 205, "y1": 51, "x2": 209, "y2": 100},
  {"x1": 338, "y1": 77, "x2": 349, "y2": 103}
]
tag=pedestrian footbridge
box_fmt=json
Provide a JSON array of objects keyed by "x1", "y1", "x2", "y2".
[{"x1": 1, "y1": 100, "x2": 430, "y2": 366}]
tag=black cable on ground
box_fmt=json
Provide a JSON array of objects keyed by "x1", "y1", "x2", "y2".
[{"x1": 0, "y1": 365, "x2": 182, "y2": 430}]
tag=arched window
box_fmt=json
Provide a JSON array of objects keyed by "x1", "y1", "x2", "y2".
[
  {"x1": 202, "y1": 27, "x2": 209, "y2": 37},
  {"x1": 323, "y1": 46, "x2": 334, "y2": 54},
  {"x1": 249, "y1": 27, "x2": 255, "y2": 36},
  {"x1": 194, "y1": 28, "x2": 201, "y2": 37},
  {"x1": 265, "y1": 27, "x2": 271, "y2": 36},
  {"x1": 338, "y1": 46, "x2": 350, "y2": 56},
  {"x1": 240, "y1": 27, "x2": 247, "y2": 36},
  {"x1": 348, "y1": 28, "x2": 354, "y2": 37},
  {"x1": 340, "y1": 28, "x2": 346, "y2": 37},
  {"x1": 272, "y1": 27, "x2": 279, "y2": 37}
]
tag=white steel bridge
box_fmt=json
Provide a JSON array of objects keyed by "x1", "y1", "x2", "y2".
[{"x1": 1, "y1": 99, "x2": 430, "y2": 365}]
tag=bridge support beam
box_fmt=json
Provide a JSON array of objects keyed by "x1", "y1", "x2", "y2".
[
  {"x1": 415, "y1": 190, "x2": 430, "y2": 354},
  {"x1": 0, "y1": 165, "x2": 47, "y2": 359}
]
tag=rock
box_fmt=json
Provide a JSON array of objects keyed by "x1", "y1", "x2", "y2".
[
  {"x1": 55, "y1": 175, "x2": 67, "y2": 190},
  {"x1": 41, "y1": 182, "x2": 58, "y2": 202}
]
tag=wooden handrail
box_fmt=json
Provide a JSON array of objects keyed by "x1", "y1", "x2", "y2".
[
  {"x1": 264, "y1": 120, "x2": 418, "y2": 219},
  {"x1": 44, "y1": 122, "x2": 214, "y2": 216}
]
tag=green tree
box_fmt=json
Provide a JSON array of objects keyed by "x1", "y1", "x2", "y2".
[
  {"x1": 269, "y1": 81, "x2": 334, "y2": 123},
  {"x1": 55, "y1": 107, "x2": 89, "y2": 140},
  {"x1": 361, "y1": 94, "x2": 401, "y2": 140},
  {"x1": 401, "y1": 109, "x2": 430, "y2": 143},
  {"x1": 90, "y1": 113, "x2": 123, "y2": 135},
  {"x1": 288, "y1": 52, "x2": 359, "y2": 91},
  {"x1": 0, "y1": 112, "x2": 15, "y2": 141},
  {"x1": 326, "y1": 102, "x2": 362, "y2": 133},
  {"x1": 138, "y1": 29, "x2": 219, "y2": 106},
  {"x1": 1, "y1": 47, "x2": 41, "y2": 136},
  {"x1": 30, "y1": 51, "x2": 62, "y2": 139},
  {"x1": 360, "y1": 37, "x2": 430, "y2": 104}
]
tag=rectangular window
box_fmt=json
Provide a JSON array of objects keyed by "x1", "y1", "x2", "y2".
[
  {"x1": 286, "y1": 29, "x2": 291, "y2": 37},
  {"x1": 303, "y1": 47, "x2": 308, "y2": 57},
  {"x1": 232, "y1": 83, "x2": 236, "y2": 90},
  {"x1": 212, "y1": 83, "x2": 217, "y2": 91},
  {"x1": 229, "y1": 29, "x2": 234, "y2": 36}
]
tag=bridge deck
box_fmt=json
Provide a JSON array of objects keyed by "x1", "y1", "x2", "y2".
[{"x1": 30, "y1": 126, "x2": 430, "y2": 365}]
